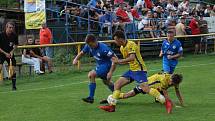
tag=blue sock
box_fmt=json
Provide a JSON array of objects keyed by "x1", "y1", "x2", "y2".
[
  {"x1": 108, "y1": 83, "x2": 114, "y2": 92},
  {"x1": 89, "y1": 83, "x2": 96, "y2": 99}
]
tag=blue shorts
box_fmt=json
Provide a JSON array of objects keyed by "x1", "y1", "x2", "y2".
[
  {"x1": 121, "y1": 70, "x2": 148, "y2": 84},
  {"x1": 95, "y1": 64, "x2": 111, "y2": 80},
  {"x1": 163, "y1": 60, "x2": 178, "y2": 74}
]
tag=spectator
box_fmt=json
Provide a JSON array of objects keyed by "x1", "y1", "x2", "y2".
[
  {"x1": 22, "y1": 37, "x2": 44, "y2": 75},
  {"x1": 210, "y1": 5, "x2": 215, "y2": 17},
  {"x1": 166, "y1": 0, "x2": 177, "y2": 13},
  {"x1": 39, "y1": 23, "x2": 53, "y2": 58},
  {"x1": 175, "y1": 16, "x2": 187, "y2": 48},
  {"x1": 198, "y1": 15, "x2": 208, "y2": 54},
  {"x1": 87, "y1": 0, "x2": 97, "y2": 7},
  {"x1": 116, "y1": 3, "x2": 131, "y2": 23},
  {"x1": 189, "y1": 16, "x2": 201, "y2": 54},
  {"x1": 204, "y1": 5, "x2": 211, "y2": 17},
  {"x1": 0, "y1": 21, "x2": 18, "y2": 90},
  {"x1": 144, "y1": 0, "x2": 153, "y2": 9},
  {"x1": 178, "y1": 0, "x2": 190, "y2": 13},
  {"x1": 31, "y1": 39, "x2": 53, "y2": 73},
  {"x1": 114, "y1": 0, "x2": 124, "y2": 5},
  {"x1": 139, "y1": 11, "x2": 156, "y2": 38}
]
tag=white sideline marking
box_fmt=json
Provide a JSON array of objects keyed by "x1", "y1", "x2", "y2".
[{"x1": 1, "y1": 62, "x2": 215, "y2": 94}]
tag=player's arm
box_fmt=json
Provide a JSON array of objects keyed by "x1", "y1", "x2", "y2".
[
  {"x1": 159, "y1": 50, "x2": 163, "y2": 57},
  {"x1": 167, "y1": 53, "x2": 182, "y2": 60},
  {"x1": 10, "y1": 35, "x2": 18, "y2": 58},
  {"x1": 116, "y1": 53, "x2": 135, "y2": 64},
  {"x1": 162, "y1": 89, "x2": 171, "y2": 100},
  {"x1": 107, "y1": 55, "x2": 117, "y2": 80},
  {"x1": 73, "y1": 51, "x2": 85, "y2": 65},
  {"x1": 174, "y1": 85, "x2": 184, "y2": 106}
]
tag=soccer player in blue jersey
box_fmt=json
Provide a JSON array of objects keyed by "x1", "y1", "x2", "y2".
[
  {"x1": 73, "y1": 34, "x2": 116, "y2": 103},
  {"x1": 159, "y1": 30, "x2": 183, "y2": 74}
]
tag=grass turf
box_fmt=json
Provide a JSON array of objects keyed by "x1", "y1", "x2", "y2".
[{"x1": 0, "y1": 54, "x2": 215, "y2": 121}]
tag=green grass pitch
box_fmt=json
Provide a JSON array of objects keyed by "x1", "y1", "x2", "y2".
[{"x1": 0, "y1": 54, "x2": 215, "y2": 121}]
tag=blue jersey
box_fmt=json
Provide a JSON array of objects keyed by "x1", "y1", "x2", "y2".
[
  {"x1": 82, "y1": 42, "x2": 114, "y2": 66},
  {"x1": 161, "y1": 39, "x2": 183, "y2": 64}
]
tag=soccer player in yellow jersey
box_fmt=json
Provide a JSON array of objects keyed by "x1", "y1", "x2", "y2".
[
  {"x1": 120, "y1": 73, "x2": 184, "y2": 107},
  {"x1": 99, "y1": 30, "x2": 166, "y2": 112}
]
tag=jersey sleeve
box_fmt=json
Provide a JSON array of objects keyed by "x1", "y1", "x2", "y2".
[
  {"x1": 82, "y1": 44, "x2": 90, "y2": 54},
  {"x1": 177, "y1": 41, "x2": 183, "y2": 54}
]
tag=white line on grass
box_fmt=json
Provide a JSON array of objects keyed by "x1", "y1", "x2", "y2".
[{"x1": 1, "y1": 62, "x2": 215, "y2": 94}]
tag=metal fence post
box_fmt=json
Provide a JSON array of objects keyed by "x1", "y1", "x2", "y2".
[{"x1": 77, "y1": 44, "x2": 81, "y2": 70}]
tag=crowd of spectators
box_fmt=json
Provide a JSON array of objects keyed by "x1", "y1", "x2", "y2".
[{"x1": 62, "y1": 0, "x2": 215, "y2": 38}]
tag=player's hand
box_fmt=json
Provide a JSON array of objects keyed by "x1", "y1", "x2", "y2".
[
  {"x1": 72, "y1": 59, "x2": 78, "y2": 65},
  {"x1": 111, "y1": 57, "x2": 119, "y2": 64},
  {"x1": 5, "y1": 53, "x2": 11, "y2": 58},
  {"x1": 167, "y1": 55, "x2": 173, "y2": 59}
]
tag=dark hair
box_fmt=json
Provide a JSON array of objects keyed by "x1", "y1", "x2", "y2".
[
  {"x1": 171, "y1": 74, "x2": 183, "y2": 85},
  {"x1": 4, "y1": 21, "x2": 15, "y2": 32},
  {"x1": 85, "y1": 34, "x2": 96, "y2": 44},
  {"x1": 112, "y1": 30, "x2": 125, "y2": 40}
]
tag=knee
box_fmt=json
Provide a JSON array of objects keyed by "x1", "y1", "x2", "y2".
[
  {"x1": 139, "y1": 84, "x2": 150, "y2": 93},
  {"x1": 88, "y1": 71, "x2": 96, "y2": 79}
]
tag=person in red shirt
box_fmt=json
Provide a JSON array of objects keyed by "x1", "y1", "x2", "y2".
[
  {"x1": 39, "y1": 23, "x2": 53, "y2": 58},
  {"x1": 116, "y1": 3, "x2": 131, "y2": 23},
  {"x1": 189, "y1": 16, "x2": 201, "y2": 54},
  {"x1": 131, "y1": 6, "x2": 142, "y2": 21},
  {"x1": 114, "y1": 0, "x2": 124, "y2": 5}
]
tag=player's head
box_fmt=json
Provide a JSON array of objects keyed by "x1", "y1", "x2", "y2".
[
  {"x1": 170, "y1": 74, "x2": 183, "y2": 86},
  {"x1": 85, "y1": 34, "x2": 98, "y2": 48},
  {"x1": 113, "y1": 30, "x2": 126, "y2": 46},
  {"x1": 167, "y1": 30, "x2": 175, "y2": 42},
  {"x1": 5, "y1": 21, "x2": 15, "y2": 35}
]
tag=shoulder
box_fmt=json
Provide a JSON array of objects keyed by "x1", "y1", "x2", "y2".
[{"x1": 127, "y1": 41, "x2": 137, "y2": 47}]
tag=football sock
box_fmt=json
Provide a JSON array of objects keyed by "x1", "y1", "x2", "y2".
[
  {"x1": 119, "y1": 93, "x2": 124, "y2": 99},
  {"x1": 11, "y1": 73, "x2": 16, "y2": 89},
  {"x1": 112, "y1": 90, "x2": 120, "y2": 99},
  {"x1": 107, "y1": 83, "x2": 114, "y2": 92},
  {"x1": 149, "y1": 88, "x2": 161, "y2": 98},
  {"x1": 89, "y1": 83, "x2": 96, "y2": 99}
]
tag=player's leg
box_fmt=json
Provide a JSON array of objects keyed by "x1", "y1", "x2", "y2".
[
  {"x1": 163, "y1": 61, "x2": 171, "y2": 74},
  {"x1": 99, "y1": 77, "x2": 130, "y2": 112},
  {"x1": 82, "y1": 70, "x2": 97, "y2": 103},
  {"x1": 102, "y1": 79, "x2": 114, "y2": 92},
  {"x1": 140, "y1": 84, "x2": 165, "y2": 104}
]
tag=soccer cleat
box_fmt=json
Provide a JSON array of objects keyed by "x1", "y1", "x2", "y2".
[
  {"x1": 82, "y1": 97, "x2": 94, "y2": 104},
  {"x1": 99, "y1": 99, "x2": 108, "y2": 104},
  {"x1": 98, "y1": 105, "x2": 115, "y2": 112},
  {"x1": 165, "y1": 99, "x2": 173, "y2": 114}
]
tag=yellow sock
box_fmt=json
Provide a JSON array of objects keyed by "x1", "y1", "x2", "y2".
[
  {"x1": 112, "y1": 90, "x2": 120, "y2": 99},
  {"x1": 149, "y1": 88, "x2": 161, "y2": 98},
  {"x1": 119, "y1": 93, "x2": 124, "y2": 99}
]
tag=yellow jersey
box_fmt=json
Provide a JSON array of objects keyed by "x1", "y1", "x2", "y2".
[
  {"x1": 147, "y1": 73, "x2": 171, "y2": 91},
  {"x1": 120, "y1": 41, "x2": 147, "y2": 71}
]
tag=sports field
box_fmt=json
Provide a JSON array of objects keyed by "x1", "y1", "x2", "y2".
[{"x1": 0, "y1": 54, "x2": 215, "y2": 121}]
